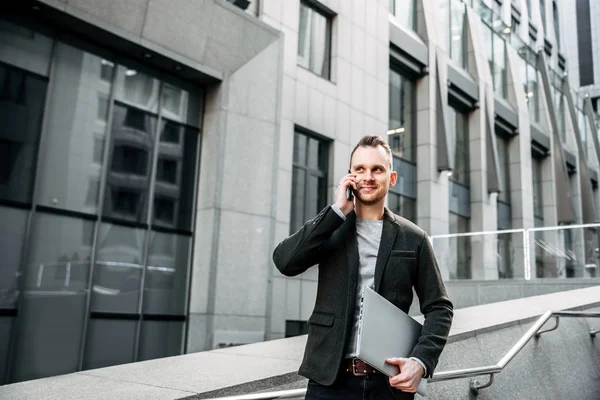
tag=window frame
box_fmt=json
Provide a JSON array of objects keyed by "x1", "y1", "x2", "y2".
[
  {"x1": 297, "y1": 0, "x2": 334, "y2": 80},
  {"x1": 290, "y1": 128, "x2": 330, "y2": 234}
]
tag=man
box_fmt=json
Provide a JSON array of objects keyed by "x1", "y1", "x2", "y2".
[{"x1": 273, "y1": 136, "x2": 453, "y2": 399}]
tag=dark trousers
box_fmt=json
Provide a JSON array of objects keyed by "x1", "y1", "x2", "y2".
[{"x1": 306, "y1": 374, "x2": 415, "y2": 400}]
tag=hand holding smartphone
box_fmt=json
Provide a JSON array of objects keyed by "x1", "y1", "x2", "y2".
[
  {"x1": 345, "y1": 169, "x2": 355, "y2": 201},
  {"x1": 346, "y1": 185, "x2": 354, "y2": 201}
]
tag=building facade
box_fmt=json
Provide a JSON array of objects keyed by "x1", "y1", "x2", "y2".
[{"x1": 0, "y1": 0, "x2": 598, "y2": 385}]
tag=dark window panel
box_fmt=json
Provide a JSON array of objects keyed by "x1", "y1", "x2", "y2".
[
  {"x1": 156, "y1": 158, "x2": 178, "y2": 184},
  {"x1": 154, "y1": 196, "x2": 175, "y2": 225},
  {"x1": 103, "y1": 102, "x2": 156, "y2": 223},
  {"x1": 0, "y1": 206, "x2": 28, "y2": 309},
  {"x1": 83, "y1": 318, "x2": 136, "y2": 370},
  {"x1": 152, "y1": 121, "x2": 198, "y2": 231},
  {"x1": 138, "y1": 320, "x2": 183, "y2": 361},
  {"x1": 388, "y1": 192, "x2": 416, "y2": 223},
  {"x1": 291, "y1": 167, "x2": 307, "y2": 233},
  {"x1": 449, "y1": 212, "x2": 471, "y2": 279},
  {"x1": 0, "y1": 65, "x2": 47, "y2": 205},
  {"x1": 290, "y1": 131, "x2": 329, "y2": 234},
  {"x1": 285, "y1": 320, "x2": 308, "y2": 338},
  {"x1": 111, "y1": 146, "x2": 149, "y2": 176},
  {"x1": 160, "y1": 120, "x2": 181, "y2": 144},
  {"x1": 0, "y1": 316, "x2": 13, "y2": 385}
]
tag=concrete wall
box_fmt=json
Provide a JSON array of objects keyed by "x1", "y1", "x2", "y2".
[{"x1": 426, "y1": 306, "x2": 600, "y2": 399}]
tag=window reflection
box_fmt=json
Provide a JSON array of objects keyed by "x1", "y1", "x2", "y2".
[
  {"x1": 388, "y1": 69, "x2": 416, "y2": 162},
  {"x1": 448, "y1": 107, "x2": 470, "y2": 186},
  {"x1": 92, "y1": 223, "x2": 145, "y2": 314},
  {"x1": 0, "y1": 65, "x2": 47, "y2": 205},
  {"x1": 152, "y1": 119, "x2": 198, "y2": 231},
  {"x1": 291, "y1": 131, "x2": 328, "y2": 233},
  {"x1": 447, "y1": 0, "x2": 467, "y2": 68},
  {"x1": 449, "y1": 213, "x2": 471, "y2": 279},
  {"x1": 103, "y1": 102, "x2": 156, "y2": 223},
  {"x1": 389, "y1": 0, "x2": 416, "y2": 31},
  {"x1": 298, "y1": 1, "x2": 332, "y2": 79}
]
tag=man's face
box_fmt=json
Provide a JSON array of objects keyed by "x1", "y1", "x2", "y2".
[{"x1": 349, "y1": 145, "x2": 397, "y2": 206}]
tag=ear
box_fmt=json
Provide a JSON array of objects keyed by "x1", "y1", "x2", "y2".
[{"x1": 389, "y1": 171, "x2": 398, "y2": 187}]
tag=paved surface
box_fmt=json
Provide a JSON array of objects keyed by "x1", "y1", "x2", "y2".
[{"x1": 1, "y1": 286, "x2": 599, "y2": 399}]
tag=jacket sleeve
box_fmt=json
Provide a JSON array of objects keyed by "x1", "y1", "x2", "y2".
[
  {"x1": 409, "y1": 232, "x2": 454, "y2": 378},
  {"x1": 272, "y1": 206, "x2": 345, "y2": 277}
]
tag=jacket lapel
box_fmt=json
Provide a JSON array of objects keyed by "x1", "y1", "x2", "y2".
[{"x1": 373, "y1": 208, "x2": 398, "y2": 292}]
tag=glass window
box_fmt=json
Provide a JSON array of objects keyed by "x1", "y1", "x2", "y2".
[
  {"x1": 291, "y1": 131, "x2": 329, "y2": 233},
  {"x1": 285, "y1": 320, "x2": 309, "y2": 338},
  {"x1": 91, "y1": 223, "x2": 146, "y2": 314},
  {"x1": 525, "y1": 63, "x2": 539, "y2": 123},
  {"x1": 388, "y1": 69, "x2": 416, "y2": 162},
  {"x1": 138, "y1": 320, "x2": 184, "y2": 361},
  {"x1": 449, "y1": 213, "x2": 471, "y2": 279},
  {"x1": 552, "y1": 1, "x2": 560, "y2": 48},
  {"x1": 143, "y1": 232, "x2": 190, "y2": 315},
  {"x1": 83, "y1": 318, "x2": 136, "y2": 370},
  {"x1": 389, "y1": 0, "x2": 416, "y2": 30},
  {"x1": 493, "y1": 32, "x2": 507, "y2": 98},
  {"x1": 36, "y1": 44, "x2": 113, "y2": 214},
  {"x1": 389, "y1": 156, "x2": 416, "y2": 222},
  {"x1": 496, "y1": 135, "x2": 511, "y2": 204},
  {"x1": 298, "y1": 1, "x2": 332, "y2": 79},
  {"x1": 540, "y1": 0, "x2": 546, "y2": 32},
  {"x1": 554, "y1": 87, "x2": 565, "y2": 142},
  {"x1": 0, "y1": 206, "x2": 28, "y2": 309},
  {"x1": 388, "y1": 192, "x2": 416, "y2": 222},
  {"x1": 448, "y1": 0, "x2": 467, "y2": 68},
  {"x1": 0, "y1": 64, "x2": 47, "y2": 205},
  {"x1": 532, "y1": 156, "x2": 544, "y2": 220},
  {"x1": 11, "y1": 212, "x2": 93, "y2": 382},
  {"x1": 448, "y1": 107, "x2": 470, "y2": 186},
  {"x1": 103, "y1": 101, "x2": 157, "y2": 224},
  {"x1": 0, "y1": 20, "x2": 53, "y2": 76}
]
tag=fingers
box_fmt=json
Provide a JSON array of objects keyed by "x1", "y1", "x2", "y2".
[
  {"x1": 387, "y1": 358, "x2": 421, "y2": 393},
  {"x1": 334, "y1": 174, "x2": 357, "y2": 215},
  {"x1": 338, "y1": 174, "x2": 357, "y2": 190}
]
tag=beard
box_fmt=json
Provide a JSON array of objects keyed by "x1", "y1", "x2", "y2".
[{"x1": 356, "y1": 187, "x2": 388, "y2": 206}]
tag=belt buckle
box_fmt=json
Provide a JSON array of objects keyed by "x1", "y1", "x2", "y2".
[{"x1": 352, "y1": 358, "x2": 368, "y2": 376}]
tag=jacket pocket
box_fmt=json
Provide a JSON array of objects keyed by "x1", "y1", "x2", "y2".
[
  {"x1": 391, "y1": 250, "x2": 416, "y2": 258},
  {"x1": 308, "y1": 312, "x2": 335, "y2": 327}
]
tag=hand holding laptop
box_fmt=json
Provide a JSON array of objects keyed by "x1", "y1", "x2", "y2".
[{"x1": 385, "y1": 357, "x2": 425, "y2": 394}]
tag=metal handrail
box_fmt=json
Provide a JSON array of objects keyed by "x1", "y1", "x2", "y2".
[{"x1": 208, "y1": 310, "x2": 600, "y2": 399}]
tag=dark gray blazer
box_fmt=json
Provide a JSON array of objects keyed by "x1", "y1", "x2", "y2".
[{"x1": 273, "y1": 206, "x2": 453, "y2": 386}]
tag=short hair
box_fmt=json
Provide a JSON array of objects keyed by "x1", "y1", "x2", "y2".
[{"x1": 349, "y1": 135, "x2": 393, "y2": 170}]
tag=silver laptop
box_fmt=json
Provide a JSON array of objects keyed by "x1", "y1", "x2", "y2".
[{"x1": 356, "y1": 286, "x2": 427, "y2": 396}]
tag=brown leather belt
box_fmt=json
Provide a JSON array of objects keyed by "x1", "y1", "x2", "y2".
[{"x1": 345, "y1": 358, "x2": 379, "y2": 376}]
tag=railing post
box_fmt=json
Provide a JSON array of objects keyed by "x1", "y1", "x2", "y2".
[{"x1": 523, "y1": 229, "x2": 531, "y2": 280}]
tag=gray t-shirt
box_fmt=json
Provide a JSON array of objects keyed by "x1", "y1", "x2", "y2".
[{"x1": 344, "y1": 218, "x2": 383, "y2": 357}]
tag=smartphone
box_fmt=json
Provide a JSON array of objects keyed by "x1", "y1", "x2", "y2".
[
  {"x1": 346, "y1": 186, "x2": 354, "y2": 201},
  {"x1": 346, "y1": 169, "x2": 354, "y2": 201}
]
